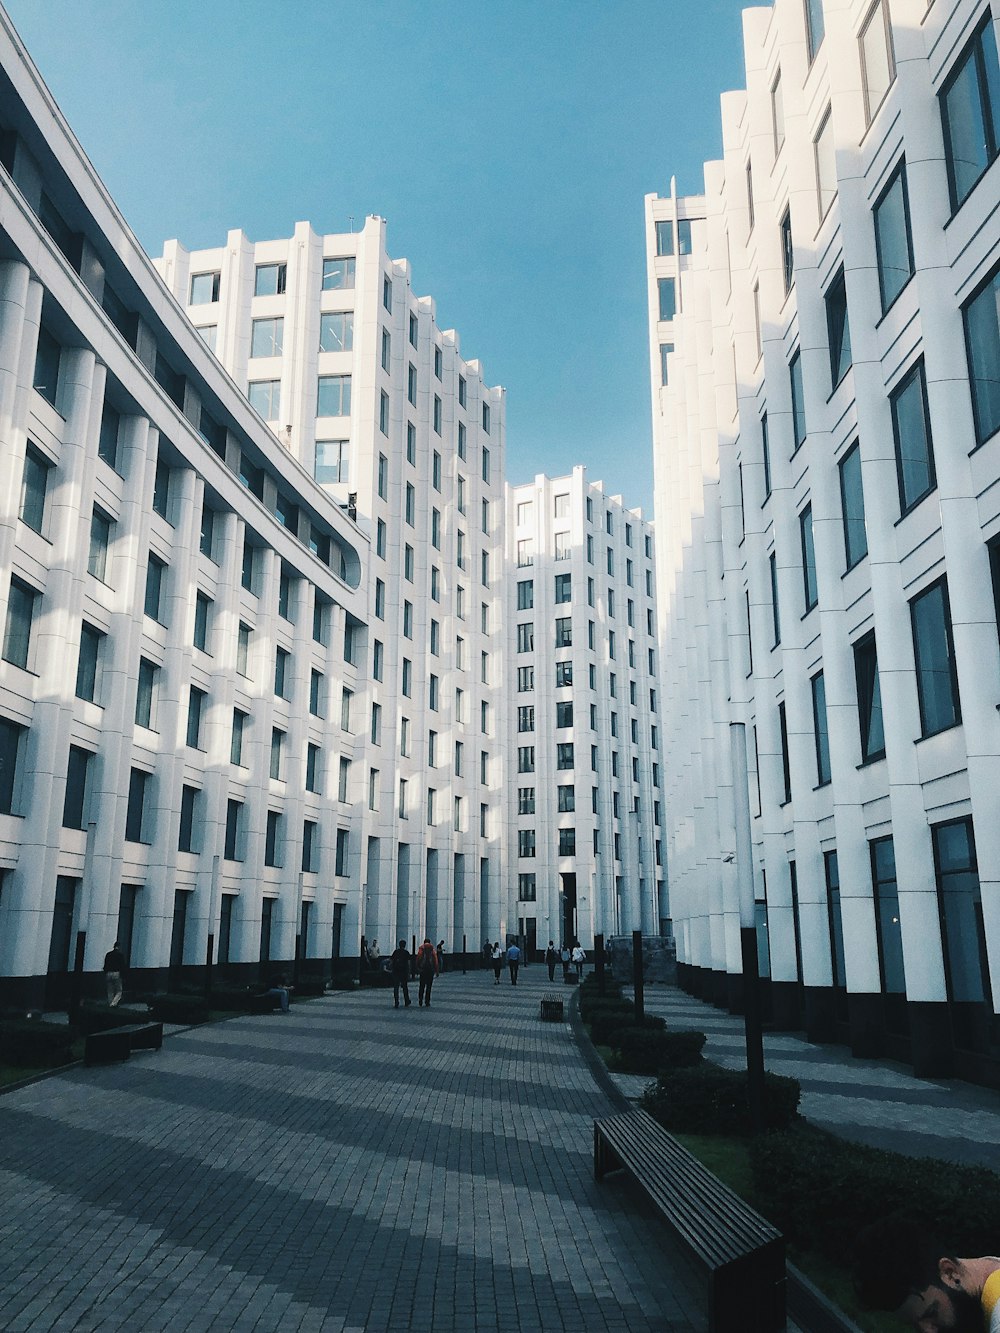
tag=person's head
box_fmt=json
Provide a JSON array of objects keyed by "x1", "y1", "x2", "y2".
[
  {"x1": 854, "y1": 1218, "x2": 981, "y2": 1333},
  {"x1": 423, "y1": 937, "x2": 431, "y2": 945},
  {"x1": 548, "y1": 940, "x2": 554, "y2": 947},
  {"x1": 398, "y1": 940, "x2": 405, "y2": 950}
]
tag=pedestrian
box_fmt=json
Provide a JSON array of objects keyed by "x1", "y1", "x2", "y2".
[
  {"x1": 560, "y1": 943, "x2": 571, "y2": 980},
  {"x1": 390, "y1": 939, "x2": 412, "y2": 1009},
  {"x1": 572, "y1": 941, "x2": 586, "y2": 980},
  {"x1": 103, "y1": 941, "x2": 126, "y2": 1007},
  {"x1": 545, "y1": 940, "x2": 558, "y2": 982},
  {"x1": 507, "y1": 940, "x2": 521, "y2": 985},
  {"x1": 491, "y1": 941, "x2": 503, "y2": 985},
  {"x1": 265, "y1": 972, "x2": 290, "y2": 1013},
  {"x1": 437, "y1": 940, "x2": 446, "y2": 973},
  {"x1": 853, "y1": 1216, "x2": 1000, "y2": 1333},
  {"x1": 366, "y1": 937, "x2": 380, "y2": 968},
  {"x1": 415, "y1": 937, "x2": 439, "y2": 1007}
]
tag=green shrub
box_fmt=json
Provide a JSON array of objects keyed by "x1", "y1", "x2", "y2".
[
  {"x1": 642, "y1": 1062, "x2": 800, "y2": 1135},
  {"x1": 0, "y1": 1019, "x2": 77, "y2": 1068},
  {"x1": 614, "y1": 1027, "x2": 705, "y2": 1074},
  {"x1": 146, "y1": 994, "x2": 210, "y2": 1026},
  {"x1": 580, "y1": 996, "x2": 632, "y2": 1027},
  {"x1": 76, "y1": 1004, "x2": 148, "y2": 1035},
  {"x1": 750, "y1": 1123, "x2": 1000, "y2": 1267},
  {"x1": 589, "y1": 1008, "x2": 662, "y2": 1046}
]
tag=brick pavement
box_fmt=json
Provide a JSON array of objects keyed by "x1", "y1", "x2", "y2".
[{"x1": 0, "y1": 969, "x2": 705, "y2": 1333}]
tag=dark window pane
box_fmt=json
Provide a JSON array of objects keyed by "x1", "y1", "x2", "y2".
[
  {"x1": 839, "y1": 442, "x2": 868, "y2": 569},
  {"x1": 963, "y1": 264, "x2": 1000, "y2": 445},
  {"x1": 910, "y1": 577, "x2": 961, "y2": 735},
  {"x1": 891, "y1": 359, "x2": 935, "y2": 512},
  {"x1": 874, "y1": 161, "x2": 913, "y2": 312}
]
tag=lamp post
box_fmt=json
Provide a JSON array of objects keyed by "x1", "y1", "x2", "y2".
[{"x1": 730, "y1": 722, "x2": 766, "y2": 1133}]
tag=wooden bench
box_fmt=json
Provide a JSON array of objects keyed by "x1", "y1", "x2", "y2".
[
  {"x1": 594, "y1": 1108, "x2": 785, "y2": 1333},
  {"x1": 540, "y1": 995, "x2": 564, "y2": 1022},
  {"x1": 84, "y1": 1021, "x2": 163, "y2": 1066}
]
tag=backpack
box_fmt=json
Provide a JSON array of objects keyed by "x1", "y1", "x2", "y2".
[{"x1": 417, "y1": 944, "x2": 436, "y2": 972}]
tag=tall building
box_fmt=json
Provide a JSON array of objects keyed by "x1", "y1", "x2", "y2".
[
  {"x1": 505, "y1": 468, "x2": 666, "y2": 953},
  {"x1": 647, "y1": 0, "x2": 1000, "y2": 1085},
  {"x1": 155, "y1": 222, "x2": 508, "y2": 958}
]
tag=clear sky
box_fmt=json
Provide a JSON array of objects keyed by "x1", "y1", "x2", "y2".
[{"x1": 4, "y1": 0, "x2": 748, "y2": 516}]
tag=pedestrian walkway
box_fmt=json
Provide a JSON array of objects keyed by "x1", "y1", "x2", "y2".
[
  {"x1": 613, "y1": 987, "x2": 1000, "y2": 1170},
  {"x1": 0, "y1": 970, "x2": 705, "y2": 1333}
]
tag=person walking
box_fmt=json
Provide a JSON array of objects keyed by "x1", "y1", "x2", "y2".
[
  {"x1": 491, "y1": 941, "x2": 503, "y2": 985},
  {"x1": 437, "y1": 940, "x2": 446, "y2": 973},
  {"x1": 545, "y1": 940, "x2": 558, "y2": 982},
  {"x1": 415, "y1": 937, "x2": 439, "y2": 1007},
  {"x1": 560, "y1": 943, "x2": 571, "y2": 981},
  {"x1": 103, "y1": 941, "x2": 126, "y2": 1007},
  {"x1": 507, "y1": 940, "x2": 521, "y2": 986},
  {"x1": 572, "y1": 942, "x2": 586, "y2": 980},
  {"x1": 390, "y1": 940, "x2": 412, "y2": 1009}
]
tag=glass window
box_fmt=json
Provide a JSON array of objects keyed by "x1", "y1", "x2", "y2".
[
  {"x1": 940, "y1": 14, "x2": 1000, "y2": 212},
  {"x1": 963, "y1": 261, "x2": 1000, "y2": 445},
  {"x1": 320, "y1": 311, "x2": 353, "y2": 353},
  {"x1": 248, "y1": 379, "x2": 280, "y2": 421},
  {"x1": 315, "y1": 439, "x2": 348, "y2": 484},
  {"x1": 778, "y1": 701, "x2": 791, "y2": 804},
  {"x1": 677, "y1": 219, "x2": 693, "y2": 254},
  {"x1": 98, "y1": 403, "x2": 120, "y2": 470},
  {"x1": 250, "y1": 317, "x2": 283, "y2": 358},
  {"x1": 839, "y1": 441, "x2": 868, "y2": 570},
  {"x1": 890, "y1": 358, "x2": 936, "y2": 514},
  {"x1": 20, "y1": 445, "x2": 51, "y2": 534},
  {"x1": 33, "y1": 325, "x2": 61, "y2": 405},
  {"x1": 659, "y1": 343, "x2": 674, "y2": 386},
  {"x1": 769, "y1": 551, "x2": 781, "y2": 647},
  {"x1": 275, "y1": 646, "x2": 290, "y2": 699},
  {"x1": 657, "y1": 277, "x2": 676, "y2": 322},
  {"x1": 3, "y1": 577, "x2": 37, "y2": 669},
  {"x1": 75, "y1": 622, "x2": 103, "y2": 702},
  {"x1": 800, "y1": 504, "x2": 818, "y2": 612},
  {"x1": 789, "y1": 350, "x2": 806, "y2": 452},
  {"x1": 0, "y1": 716, "x2": 24, "y2": 814},
  {"x1": 861, "y1": 0, "x2": 895, "y2": 124},
  {"x1": 407, "y1": 363, "x2": 417, "y2": 406},
  {"x1": 910, "y1": 576, "x2": 961, "y2": 736},
  {"x1": 805, "y1": 0, "x2": 825, "y2": 63},
  {"x1": 825, "y1": 850, "x2": 846, "y2": 989},
  {"x1": 179, "y1": 784, "x2": 200, "y2": 854},
  {"x1": 556, "y1": 660, "x2": 573, "y2": 687},
  {"x1": 871, "y1": 836, "x2": 906, "y2": 998},
  {"x1": 254, "y1": 262, "x2": 286, "y2": 297},
  {"x1": 854, "y1": 630, "x2": 885, "y2": 761},
  {"x1": 554, "y1": 573, "x2": 572, "y2": 604},
  {"x1": 932, "y1": 819, "x2": 989, "y2": 1035},
  {"x1": 554, "y1": 532, "x2": 571, "y2": 561},
  {"x1": 815, "y1": 109, "x2": 837, "y2": 219},
  {"x1": 655, "y1": 220, "x2": 674, "y2": 256},
  {"x1": 873, "y1": 160, "x2": 914, "y2": 313},
  {"x1": 517, "y1": 622, "x2": 535, "y2": 653},
  {"x1": 317, "y1": 375, "x2": 351, "y2": 416},
  {"x1": 558, "y1": 828, "x2": 576, "y2": 856},
  {"x1": 135, "y1": 658, "x2": 159, "y2": 729},
  {"x1": 187, "y1": 686, "x2": 206, "y2": 749},
  {"x1": 322, "y1": 257, "x2": 355, "y2": 290},
  {"x1": 190, "y1": 271, "x2": 220, "y2": 305},
  {"x1": 761, "y1": 413, "x2": 771, "y2": 500},
  {"x1": 518, "y1": 746, "x2": 535, "y2": 774},
  {"x1": 556, "y1": 701, "x2": 574, "y2": 728},
  {"x1": 556, "y1": 743, "x2": 575, "y2": 770},
  {"x1": 125, "y1": 769, "x2": 150, "y2": 843},
  {"x1": 780, "y1": 209, "x2": 794, "y2": 292},
  {"x1": 555, "y1": 617, "x2": 572, "y2": 647},
  {"x1": 825, "y1": 268, "x2": 852, "y2": 387},
  {"x1": 772, "y1": 71, "x2": 785, "y2": 155},
  {"x1": 811, "y1": 670, "x2": 831, "y2": 785}
]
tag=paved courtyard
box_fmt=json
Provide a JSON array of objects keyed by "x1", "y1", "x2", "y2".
[{"x1": 0, "y1": 968, "x2": 704, "y2": 1333}]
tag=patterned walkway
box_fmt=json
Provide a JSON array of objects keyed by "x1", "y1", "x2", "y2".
[{"x1": 0, "y1": 970, "x2": 703, "y2": 1333}]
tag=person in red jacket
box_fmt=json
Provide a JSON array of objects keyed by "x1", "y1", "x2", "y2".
[{"x1": 415, "y1": 938, "x2": 438, "y2": 1008}]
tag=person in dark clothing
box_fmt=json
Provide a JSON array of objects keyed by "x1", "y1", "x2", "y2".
[
  {"x1": 437, "y1": 940, "x2": 446, "y2": 973},
  {"x1": 103, "y1": 942, "x2": 126, "y2": 1007},
  {"x1": 265, "y1": 973, "x2": 290, "y2": 1013},
  {"x1": 390, "y1": 940, "x2": 412, "y2": 1009},
  {"x1": 545, "y1": 941, "x2": 558, "y2": 983},
  {"x1": 415, "y1": 938, "x2": 438, "y2": 1007},
  {"x1": 506, "y1": 941, "x2": 521, "y2": 985}
]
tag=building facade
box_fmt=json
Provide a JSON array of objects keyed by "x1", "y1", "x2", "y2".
[
  {"x1": 155, "y1": 223, "x2": 508, "y2": 958},
  {"x1": 647, "y1": 0, "x2": 1000, "y2": 1084},
  {"x1": 505, "y1": 468, "x2": 666, "y2": 954}
]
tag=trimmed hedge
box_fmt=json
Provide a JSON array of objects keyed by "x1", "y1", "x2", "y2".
[
  {"x1": 145, "y1": 994, "x2": 210, "y2": 1026},
  {"x1": 614, "y1": 1027, "x2": 705, "y2": 1074},
  {"x1": 76, "y1": 1004, "x2": 149, "y2": 1035},
  {"x1": 0, "y1": 1019, "x2": 77, "y2": 1068},
  {"x1": 749, "y1": 1123, "x2": 1000, "y2": 1268},
  {"x1": 589, "y1": 1008, "x2": 663, "y2": 1046},
  {"x1": 580, "y1": 997, "x2": 633, "y2": 1027},
  {"x1": 209, "y1": 989, "x2": 277, "y2": 1014},
  {"x1": 642, "y1": 1062, "x2": 800, "y2": 1135}
]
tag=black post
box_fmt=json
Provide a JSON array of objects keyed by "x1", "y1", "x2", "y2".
[
  {"x1": 462, "y1": 933, "x2": 467, "y2": 975},
  {"x1": 68, "y1": 929, "x2": 86, "y2": 1020},
  {"x1": 293, "y1": 931, "x2": 302, "y2": 989},
  {"x1": 411, "y1": 933, "x2": 417, "y2": 979},
  {"x1": 740, "y1": 926, "x2": 766, "y2": 1134},
  {"x1": 632, "y1": 929, "x2": 644, "y2": 1024},
  {"x1": 359, "y1": 934, "x2": 366, "y2": 986},
  {"x1": 204, "y1": 932, "x2": 214, "y2": 1000},
  {"x1": 594, "y1": 933, "x2": 605, "y2": 996}
]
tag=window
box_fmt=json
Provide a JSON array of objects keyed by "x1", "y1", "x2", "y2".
[
  {"x1": 190, "y1": 271, "x2": 220, "y2": 304},
  {"x1": 341, "y1": 686, "x2": 353, "y2": 731},
  {"x1": 814, "y1": 109, "x2": 837, "y2": 221},
  {"x1": 237, "y1": 622, "x2": 252, "y2": 678},
  {"x1": 873, "y1": 160, "x2": 913, "y2": 313},
  {"x1": 800, "y1": 505, "x2": 818, "y2": 612},
  {"x1": 248, "y1": 380, "x2": 280, "y2": 421},
  {"x1": 518, "y1": 829, "x2": 536, "y2": 858},
  {"x1": 381, "y1": 327, "x2": 391, "y2": 371},
  {"x1": 556, "y1": 743, "x2": 574, "y2": 770},
  {"x1": 383, "y1": 276, "x2": 392, "y2": 312},
  {"x1": 429, "y1": 674, "x2": 439, "y2": 711},
  {"x1": 910, "y1": 577, "x2": 961, "y2": 736},
  {"x1": 861, "y1": 0, "x2": 895, "y2": 124},
  {"x1": 401, "y1": 657, "x2": 412, "y2": 697},
  {"x1": 657, "y1": 278, "x2": 676, "y2": 322},
  {"x1": 854, "y1": 630, "x2": 885, "y2": 762},
  {"x1": 275, "y1": 646, "x2": 290, "y2": 698},
  {"x1": 746, "y1": 160, "x2": 755, "y2": 232},
  {"x1": 789, "y1": 350, "x2": 806, "y2": 453},
  {"x1": 839, "y1": 442, "x2": 868, "y2": 570},
  {"x1": 769, "y1": 552, "x2": 781, "y2": 647},
  {"x1": 320, "y1": 311, "x2": 353, "y2": 353},
  {"x1": 33, "y1": 325, "x2": 61, "y2": 405},
  {"x1": 20, "y1": 445, "x2": 51, "y2": 534},
  {"x1": 335, "y1": 827, "x2": 349, "y2": 876},
  {"x1": 368, "y1": 770, "x2": 379, "y2": 812},
  {"x1": 457, "y1": 421, "x2": 466, "y2": 459},
  {"x1": 890, "y1": 359, "x2": 935, "y2": 514},
  {"x1": 380, "y1": 392, "x2": 390, "y2": 436},
  {"x1": 655, "y1": 220, "x2": 674, "y2": 256},
  {"x1": 254, "y1": 263, "x2": 286, "y2": 296},
  {"x1": 778, "y1": 702, "x2": 792, "y2": 804},
  {"x1": 760, "y1": 412, "x2": 772, "y2": 501},
  {"x1": 62, "y1": 746, "x2": 91, "y2": 830},
  {"x1": 554, "y1": 492, "x2": 570, "y2": 518},
  {"x1": 433, "y1": 396, "x2": 442, "y2": 434},
  {"x1": 431, "y1": 509, "x2": 441, "y2": 549},
  {"x1": 518, "y1": 705, "x2": 535, "y2": 733},
  {"x1": 199, "y1": 503, "x2": 216, "y2": 561},
  {"x1": 306, "y1": 743, "x2": 321, "y2": 794},
  {"x1": 430, "y1": 567, "x2": 440, "y2": 602},
  {"x1": 554, "y1": 573, "x2": 572, "y2": 604},
  {"x1": 182, "y1": 686, "x2": 204, "y2": 750},
  {"x1": 312, "y1": 602, "x2": 327, "y2": 646},
  {"x1": 269, "y1": 727, "x2": 285, "y2": 780},
  {"x1": 302, "y1": 820, "x2": 317, "y2": 872},
  {"x1": 374, "y1": 578, "x2": 385, "y2": 619},
  {"x1": 322, "y1": 256, "x2": 355, "y2": 290},
  {"x1": 780, "y1": 208, "x2": 794, "y2": 292},
  {"x1": 265, "y1": 811, "x2": 283, "y2": 867},
  {"x1": 4, "y1": 576, "x2": 37, "y2": 668},
  {"x1": 659, "y1": 343, "x2": 674, "y2": 386},
  {"x1": 317, "y1": 375, "x2": 351, "y2": 416},
  {"x1": 811, "y1": 671, "x2": 831, "y2": 785},
  {"x1": 231, "y1": 709, "x2": 247, "y2": 766},
  {"x1": 0, "y1": 717, "x2": 24, "y2": 814},
  {"x1": 197, "y1": 325, "x2": 218, "y2": 353},
  {"x1": 825, "y1": 268, "x2": 851, "y2": 387},
  {"x1": 554, "y1": 532, "x2": 571, "y2": 562},
  {"x1": 871, "y1": 836, "x2": 906, "y2": 1001},
  {"x1": 517, "y1": 665, "x2": 534, "y2": 691},
  {"x1": 555, "y1": 618, "x2": 572, "y2": 648},
  {"x1": 804, "y1": 0, "x2": 825, "y2": 62},
  {"x1": 556, "y1": 661, "x2": 573, "y2": 687},
  {"x1": 135, "y1": 658, "x2": 159, "y2": 729},
  {"x1": 482, "y1": 403, "x2": 491, "y2": 435},
  {"x1": 403, "y1": 600, "x2": 413, "y2": 637},
  {"x1": 555, "y1": 785, "x2": 575, "y2": 814},
  {"x1": 940, "y1": 14, "x2": 1000, "y2": 212},
  {"x1": 407, "y1": 364, "x2": 417, "y2": 406},
  {"x1": 178, "y1": 785, "x2": 200, "y2": 854},
  {"x1": 338, "y1": 757, "x2": 350, "y2": 803},
  {"x1": 963, "y1": 261, "x2": 1000, "y2": 446},
  {"x1": 557, "y1": 827, "x2": 576, "y2": 857},
  {"x1": 251, "y1": 317, "x2": 283, "y2": 358},
  {"x1": 193, "y1": 592, "x2": 212, "y2": 652},
  {"x1": 518, "y1": 746, "x2": 535, "y2": 773},
  {"x1": 517, "y1": 580, "x2": 534, "y2": 611},
  {"x1": 125, "y1": 769, "x2": 150, "y2": 843},
  {"x1": 556, "y1": 701, "x2": 574, "y2": 728},
  {"x1": 75, "y1": 623, "x2": 103, "y2": 703},
  {"x1": 370, "y1": 702, "x2": 383, "y2": 747},
  {"x1": 98, "y1": 403, "x2": 120, "y2": 470},
  {"x1": 517, "y1": 539, "x2": 534, "y2": 568},
  {"x1": 931, "y1": 818, "x2": 989, "y2": 1041},
  {"x1": 241, "y1": 543, "x2": 255, "y2": 596},
  {"x1": 772, "y1": 70, "x2": 785, "y2": 154}
]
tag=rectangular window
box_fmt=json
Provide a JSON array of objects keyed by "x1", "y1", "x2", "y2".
[
  {"x1": 780, "y1": 208, "x2": 794, "y2": 293},
  {"x1": 890, "y1": 358, "x2": 936, "y2": 514},
  {"x1": 517, "y1": 580, "x2": 534, "y2": 611},
  {"x1": 20, "y1": 444, "x2": 51, "y2": 535},
  {"x1": 274, "y1": 646, "x2": 290, "y2": 699},
  {"x1": 187, "y1": 686, "x2": 206, "y2": 749},
  {"x1": 190, "y1": 271, "x2": 220, "y2": 305},
  {"x1": 789, "y1": 350, "x2": 806, "y2": 453},
  {"x1": 33, "y1": 325, "x2": 61, "y2": 405},
  {"x1": 555, "y1": 618, "x2": 572, "y2": 648},
  {"x1": 556, "y1": 701, "x2": 574, "y2": 728},
  {"x1": 556, "y1": 743, "x2": 574, "y2": 770},
  {"x1": 193, "y1": 592, "x2": 212, "y2": 652},
  {"x1": 4, "y1": 576, "x2": 37, "y2": 668},
  {"x1": 335, "y1": 827, "x2": 349, "y2": 875},
  {"x1": 248, "y1": 380, "x2": 280, "y2": 421},
  {"x1": 0, "y1": 716, "x2": 24, "y2": 814},
  {"x1": 940, "y1": 14, "x2": 1000, "y2": 212},
  {"x1": 854, "y1": 630, "x2": 885, "y2": 762},
  {"x1": 322, "y1": 256, "x2": 356, "y2": 290},
  {"x1": 815, "y1": 108, "x2": 836, "y2": 219},
  {"x1": 657, "y1": 277, "x2": 676, "y2": 322},
  {"x1": 338, "y1": 757, "x2": 350, "y2": 803},
  {"x1": 433, "y1": 395, "x2": 442, "y2": 434},
  {"x1": 517, "y1": 705, "x2": 535, "y2": 733},
  {"x1": 769, "y1": 552, "x2": 781, "y2": 647},
  {"x1": 910, "y1": 576, "x2": 961, "y2": 736},
  {"x1": 178, "y1": 784, "x2": 200, "y2": 854},
  {"x1": 558, "y1": 828, "x2": 576, "y2": 857},
  {"x1": 556, "y1": 661, "x2": 573, "y2": 687},
  {"x1": 963, "y1": 261, "x2": 1000, "y2": 446},
  {"x1": 250, "y1": 316, "x2": 283, "y2": 358},
  {"x1": 518, "y1": 746, "x2": 535, "y2": 774},
  {"x1": 241, "y1": 545, "x2": 255, "y2": 598},
  {"x1": 800, "y1": 504, "x2": 818, "y2": 613},
  {"x1": 655, "y1": 219, "x2": 674, "y2": 256},
  {"x1": 407, "y1": 363, "x2": 417, "y2": 406},
  {"x1": 874, "y1": 159, "x2": 914, "y2": 313},
  {"x1": 380, "y1": 391, "x2": 390, "y2": 435},
  {"x1": 805, "y1": 0, "x2": 825, "y2": 62},
  {"x1": 231, "y1": 709, "x2": 247, "y2": 766},
  {"x1": 554, "y1": 573, "x2": 572, "y2": 604},
  {"x1": 254, "y1": 262, "x2": 286, "y2": 296},
  {"x1": 317, "y1": 374, "x2": 352, "y2": 416},
  {"x1": 98, "y1": 403, "x2": 120, "y2": 470},
  {"x1": 517, "y1": 665, "x2": 534, "y2": 691},
  {"x1": 659, "y1": 343, "x2": 674, "y2": 386},
  {"x1": 772, "y1": 70, "x2": 785, "y2": 155},
  {"x1": 135, "y1": 658, "x2": 159, "y2": 729},
  {"x1": 270, "y1": 727, "x2": 285, "y2": 780},
  {"x1": 825, "y1": 268, "x2": 851, "y2": 388},
  {"x1": 125, "y1": 768, "x2": 150, "y2": 843},
  {"x1": 932, "y1": 819, "x2": 989, "y2": 1037},
  {"x1": 811, "y1": 670, "x2": 831, "y2": 785},
  {"x1": 861, "y1": 0, "x2": 895, "y2": 124},
  {"x1": 839, "y1": 442, "x2": 868, "y2": 570},
  {"x1": 302, "y1": 820, "x2": 317, "y2": 872},
  {"x1": 306, "y1": 743, "x2": 321, "y2": 794},
  {"x1": 62, "y1": 745, "x2": 91, "y2": 830},
  {"x1": 870, "y1": 836, "x2": 906, "y2": 1000},
  {"x1": 778, "y1": 701, "x2": 792, "y2": 804},
  {"x1": 320, "y1": 311, "x2": 353, "y2": 353},
  {"x1": 75, "y1": 622, "x2": 103, "y2": 703},
  {"x1": 264, "y1": 811, "x2": 283, "y2": 867}
]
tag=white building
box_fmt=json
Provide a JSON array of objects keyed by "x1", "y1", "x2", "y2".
[
  {"x1": 0, "y1": 10, "x2": 371, "y2": 1007},
  {"x1": 155, "y1": 221, "x2": 508, "y2": 958},
  {"x1": 505, "y1": 468, "x2": 666, "y2": 954},
  {"x1": 647, "y1": 0, "x2": 1000, "y2": 1086}
]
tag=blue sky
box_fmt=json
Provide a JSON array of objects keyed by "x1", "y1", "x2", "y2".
[{"x1": 5, "y1": 0, "x2": 748, "y2": 514}]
